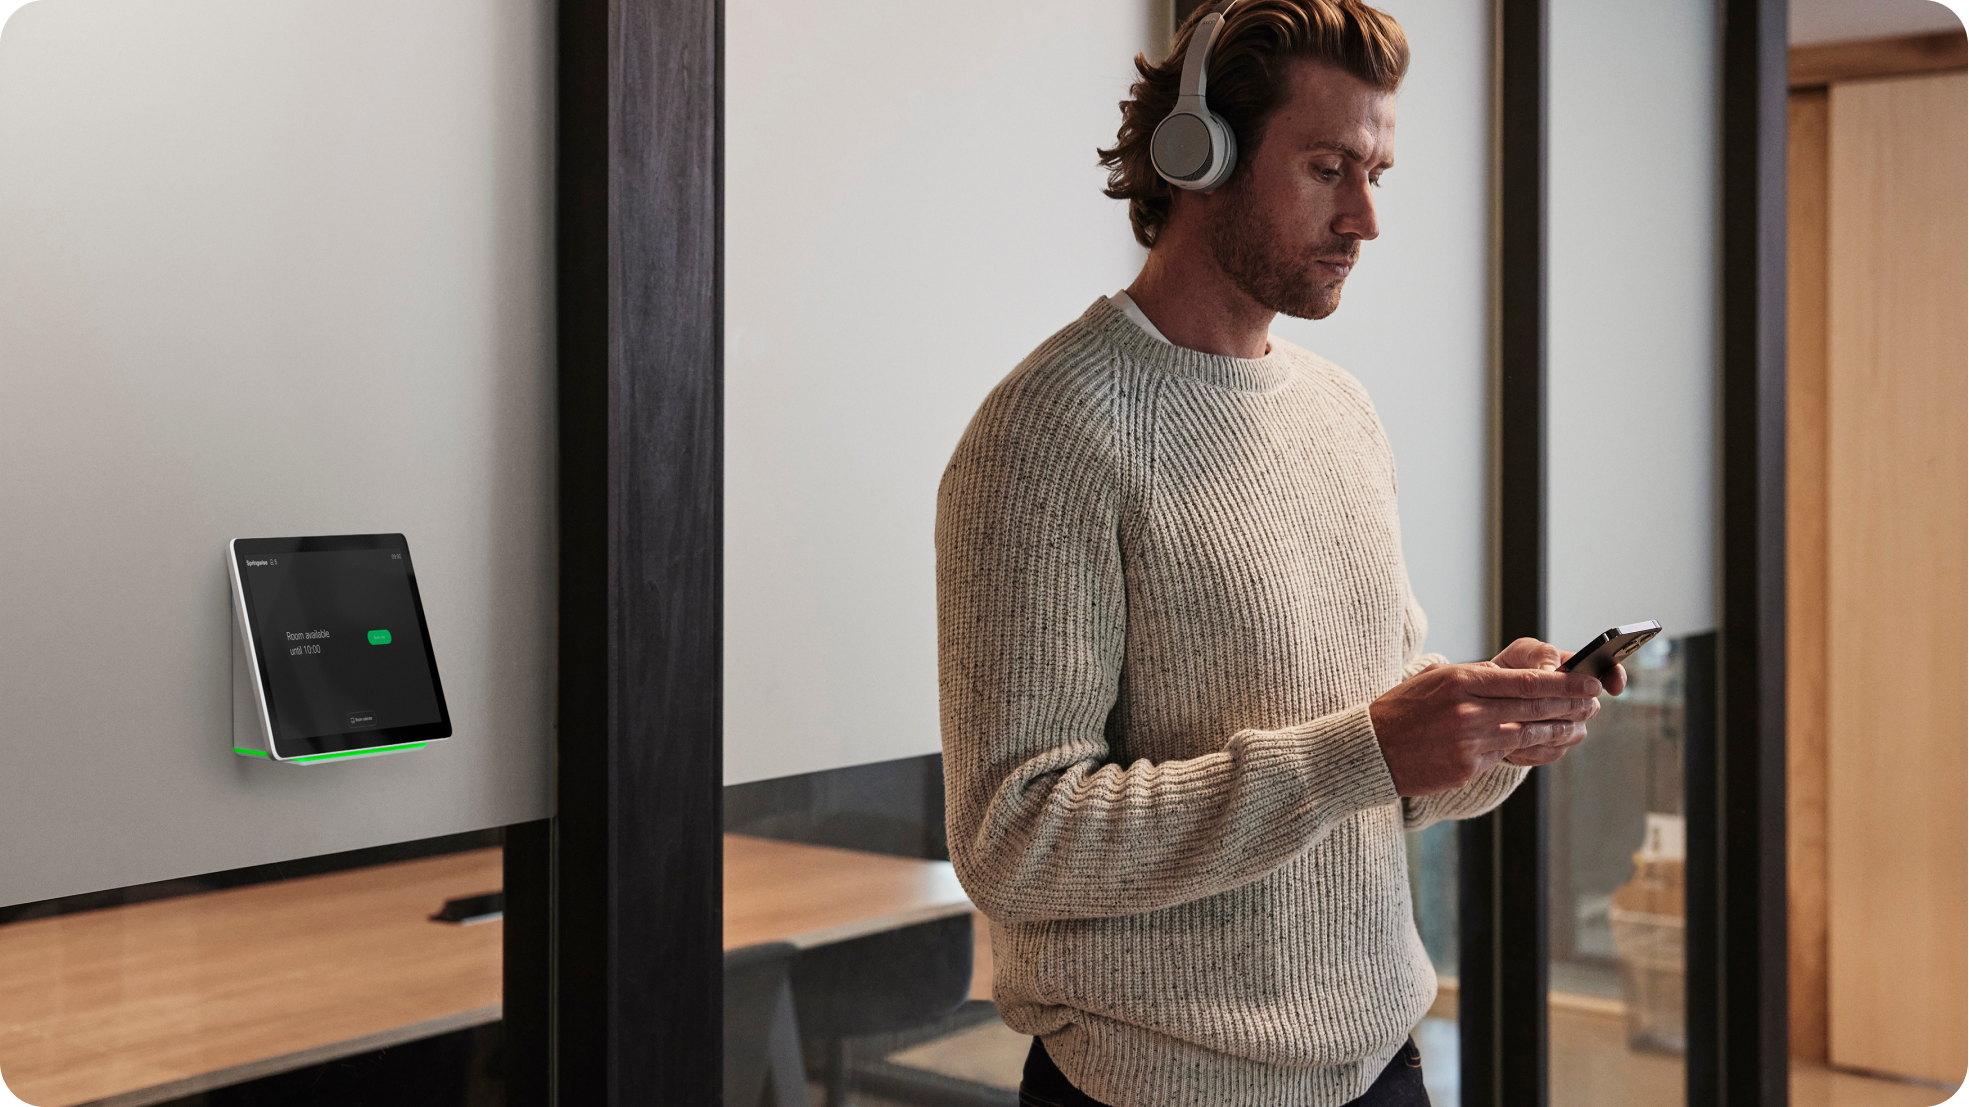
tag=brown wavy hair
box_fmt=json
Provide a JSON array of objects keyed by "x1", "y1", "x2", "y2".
[{"x1": 1098, "y1": 0, "x2": 1410, "y2": 248}]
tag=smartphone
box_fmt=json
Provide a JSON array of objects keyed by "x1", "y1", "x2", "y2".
[{"x1": 1557, "y1": 620, "x2": 1663, "y2": 679}]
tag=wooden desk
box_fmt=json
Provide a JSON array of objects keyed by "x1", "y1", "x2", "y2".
[
  {"x1": 0, "y1": 837, "x2": 975, "y2": 1107},
  {"x1": 723, "y1": 834, "x2": 971, "y2": 951},
  {"x1": 0, "y1": 849, "x2": 504, "y2": 1107}
]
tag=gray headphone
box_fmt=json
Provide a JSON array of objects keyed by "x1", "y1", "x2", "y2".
[{"x1": 1150, "y1": 1, "x2": 1241, "y2": 191}]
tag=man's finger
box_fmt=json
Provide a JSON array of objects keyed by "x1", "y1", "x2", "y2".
[
  {"x1": 1603, "y1": 663, "x2": 1628, "y2": 697},
  {"x1": 1492, "y1": 637, "x2": 1561, "y2": 671},
  {"x1": 1477, "y1": 695, "x2": 1600, "y2": 724},
  {"x1": 1466, "y1": 665, "x2": 1602, "y2": 700},
  {"x1": 1505, "y1": 744, "x2": 1569, "y2": 767},
  {"x1": 1516, "y1": 719, "x2": 1588, "y2": 748}
]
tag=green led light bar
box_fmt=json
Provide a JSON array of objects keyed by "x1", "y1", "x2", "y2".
[
  {"x1": 232, "y1": 742, "x2": 427, "y2": 763},
  {"x1": 295, "y1": 742, "x2": 427, "y2": 762}
]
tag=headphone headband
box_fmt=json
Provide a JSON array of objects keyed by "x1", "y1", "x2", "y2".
[
  {"x1": 1151, "y1": 0, "x2": 1241, "y2": 191},
  {"x1": 1178, "y1": 1, "x2": 1237, "y2": 104}
]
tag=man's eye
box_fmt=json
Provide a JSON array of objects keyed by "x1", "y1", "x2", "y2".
[{"x1": 1315, "y1": 166, "x2": 1342, "y2": 182}]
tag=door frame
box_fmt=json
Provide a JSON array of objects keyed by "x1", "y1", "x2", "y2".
[
  {"x1": 505, "y1": 0, "x2": 727, "y2": 1102},
  {"x1": 1458, "y1": 0, "x2": 1791, "y2": 1104}
]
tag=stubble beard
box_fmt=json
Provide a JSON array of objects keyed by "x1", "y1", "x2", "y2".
[{"x1": 1207, "y1": 182, "x2": 1358, "y2": 322}]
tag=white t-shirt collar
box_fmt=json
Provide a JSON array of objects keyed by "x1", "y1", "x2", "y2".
[{"x1": 1108, "y1": 290, "x2": 1172, "y2": 345}]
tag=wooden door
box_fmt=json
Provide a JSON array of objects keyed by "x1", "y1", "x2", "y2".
[
  {"x1": 1821, "y1": 70, "x2": 1968, "y2": 1087},
  {"x1": 1786, "y1": 82, "x2": 1832, "y2": 1066}
]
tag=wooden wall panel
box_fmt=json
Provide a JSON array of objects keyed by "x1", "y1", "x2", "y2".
[
  {"x1": 1825, "y1": 71, "x2": 1969, "y2": 1088},
  {"x1": 1791, "y1": 31, "x2": 1967, "y2": 89},
  {"x1": 1785, "y1": 85, "x2": 1830, "y2": 1067}
]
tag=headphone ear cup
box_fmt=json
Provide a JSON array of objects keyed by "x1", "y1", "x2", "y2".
[
  {"x1": 1151, "y1": 110, "x2": 1216, "y2": 186},
  {"x1": 1192, "y1": 111, "x2": 1238, "y2": 191},
  {"x1": 1151, "y1": 109, "x2": 1239, "y2": 191}
]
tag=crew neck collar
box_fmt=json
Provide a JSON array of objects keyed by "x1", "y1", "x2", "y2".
[{"x1": 1085, "y1": 297, "x2": 1292, "y2": 393}]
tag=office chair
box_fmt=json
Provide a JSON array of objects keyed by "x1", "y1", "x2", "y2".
[
  {"x1": 726, "y1": 941, "x2": 814, "y2": 1107},
  {"x1": 789, "y1": 913, "x2": 973, "y2": 1107}
]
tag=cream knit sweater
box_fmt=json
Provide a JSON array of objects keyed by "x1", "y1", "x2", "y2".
[{"x1": 936, "y1": 298, "x2": 1527, "y2": 1107}]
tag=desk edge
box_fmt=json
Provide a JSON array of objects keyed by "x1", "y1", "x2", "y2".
[
  {"x1": 785, "y1": 900, "x2": 975, "y2": 950},
  {"x1": 67, "y1": 1004, "x2": 504, "y2": 1107}
]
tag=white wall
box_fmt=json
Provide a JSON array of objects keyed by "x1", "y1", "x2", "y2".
[
  {"x1": 1269, "y1": 0, "x2": 1494, "y2": 667},
  {"x1": 1546, "y1": 0, "x2": 1718, "y2": 647},
  {"x1": 723, "y1": 1, "x2": 1152, "y2": 784},
  {"x1": 0, "y1": 0, "x2": 555, "y2": 904},
  {"x1": 726, "y1": 1, "x2": 1503, "y2": 784}
]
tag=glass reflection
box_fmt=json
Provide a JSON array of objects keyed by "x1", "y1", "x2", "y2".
[
  {"x1": 1409, "y1": 823, "x2": 1461, "y2": 1106},
  {"x1": 1549, "y1": 635, "x2": 1690, "y2": 1106},
  {"x1": 723, "y1": 761, "x2": 1026, "y2": 1106}
]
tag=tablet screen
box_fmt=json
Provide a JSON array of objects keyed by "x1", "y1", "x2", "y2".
[{"x1": 232, "y1": 534, "x2": 451, "y2": 758}]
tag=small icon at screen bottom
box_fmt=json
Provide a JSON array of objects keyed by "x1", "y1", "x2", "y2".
[{"x1": 347, "y1": 710, "x2": 379, "y2": 729}]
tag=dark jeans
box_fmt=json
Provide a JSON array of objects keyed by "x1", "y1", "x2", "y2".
[{"x1": 1019, "y1": 1036, "x2": 1430, "y2": 1107}]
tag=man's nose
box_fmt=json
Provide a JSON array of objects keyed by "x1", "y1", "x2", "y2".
[{"x1": 1334, "y1": 180, "x2": 1380, "y2": 242}]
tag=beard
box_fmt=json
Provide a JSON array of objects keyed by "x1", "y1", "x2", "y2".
[{"x1": 1207, "y1": 184, "x2": 1359, "y2": 321}]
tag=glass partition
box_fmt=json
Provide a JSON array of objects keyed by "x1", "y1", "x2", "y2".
[
  {"x1": 722, "y1": 0, "x2": 1503, "y2": 1100},
  {"x1": 1546, "y1": 637, "x2": 1702, "y2": 1106},
  {"x1": 721, "y1": 757, "x2": 1022, "y2": 1105},
  {"x1": 720, "y1": 0, "x2": 1155, "y2": 1097},
  {"x1": 1546, "y1": 0, "x2": 1718, "y2": 1101},
  {"x1": 1409, "y1": 823, "x2": 1462, "y2": 1105}
]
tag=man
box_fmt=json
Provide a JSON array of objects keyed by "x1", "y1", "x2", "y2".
[{"x1": 935, "y1": 2, "x2": 1623, "y2": 1105}]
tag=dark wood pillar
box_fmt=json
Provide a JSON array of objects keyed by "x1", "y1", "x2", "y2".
[{"x1": 508, "y1": 0, "x2": 726, "y2": 1101}]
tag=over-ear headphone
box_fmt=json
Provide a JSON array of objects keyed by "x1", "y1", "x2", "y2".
[{"x1": 1151, "y1": 0, "x2": 1241, "y2": 191}]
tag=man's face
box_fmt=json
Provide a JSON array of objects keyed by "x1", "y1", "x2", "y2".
[{"x1": 1207, "y1": 59, "x2": 1396, "y2": 321}]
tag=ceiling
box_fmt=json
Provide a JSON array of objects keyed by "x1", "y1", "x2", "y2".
[{"x1": 1791, "y1": 0, "x2": 1964, "y2": 45}]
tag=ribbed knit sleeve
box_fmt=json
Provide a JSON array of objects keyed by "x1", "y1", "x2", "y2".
[
  {"x1": 1402, "y1": 652, "x2": 1448, "y2": 680},
  {"x1": 936, "y1": 355, "x2": 1400, "y2": 924},
  {"x1": 1392, "y1": 586, "x2": 1528, "y2": 828},
  {"x1": 1400, "y1": 762, "x2": 1530, "y2": 830}
]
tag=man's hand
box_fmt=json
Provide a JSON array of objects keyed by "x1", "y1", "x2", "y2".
[
  {"x1": 1367, "y1": 639, "x2": 1607, "y2": 797},
  {"x1": 1489, "y1": 637, "x2": 1625, "y2": 768}
]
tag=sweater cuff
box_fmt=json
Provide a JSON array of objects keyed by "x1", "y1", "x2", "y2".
[
  {"x1": 1278, "y1": 703, "x2": 1401, "y2": 816},
  {"x1": 1403, "y1": 652, "x2": 1450, "y2": 680}
]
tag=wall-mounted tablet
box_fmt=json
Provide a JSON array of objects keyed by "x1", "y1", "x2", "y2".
[{"x1": 229, "y1": 534, "x2": 451, "y2": 763}]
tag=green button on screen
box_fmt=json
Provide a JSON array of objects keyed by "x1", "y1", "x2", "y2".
[{"x1": 367, "y1": 629, "x2": 392, "y2": 645}]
